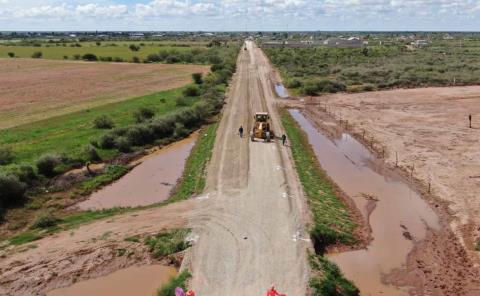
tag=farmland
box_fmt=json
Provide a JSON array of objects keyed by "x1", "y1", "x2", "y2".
[
  {"x1": 264, "y1": 40, "x2": 480, "y2": 95},
  {"x1": 0, "y1": 58, "x2": 209, "y2": 128},
  {"x1": 0, "y1": 41, "x2": 208, "y2": 61}
]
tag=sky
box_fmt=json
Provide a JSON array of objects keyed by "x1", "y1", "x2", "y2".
[{"x1": 0, "y1": 0, "x2": 480, "y2": 31}]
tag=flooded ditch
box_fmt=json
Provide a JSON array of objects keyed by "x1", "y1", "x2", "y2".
[
  {"x1": 47, "y1": 265, "x2": 176, "y2": 296},
  {"x1": 78, "y1": 135, "x2": 197, "y2": 210},
  {"x1": 274, "y1": 83, "x2": 289, "y2": 98},
  {"x1": 289, "y1": 109, "x2": 441, "y2": 295}
]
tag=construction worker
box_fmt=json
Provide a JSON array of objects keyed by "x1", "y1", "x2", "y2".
[
  {"x1": 239, "y1": 125, "x2": 244, "y2": 138},
  {"x1": 267, "y1": 285, "x2": 285, "y2": 296},
  {"x1": 281, "y1": 134, "x2": 287, "y2": 146}
]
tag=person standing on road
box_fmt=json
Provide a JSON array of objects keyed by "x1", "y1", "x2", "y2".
[
  {"x1": 239, "y1": 125, "x2": 244, "y2": 138},
  {"x1": 281, "y1": 134, "x2": 287, "y2": 146}
]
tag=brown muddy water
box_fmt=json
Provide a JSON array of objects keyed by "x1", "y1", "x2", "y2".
[
  {"x1": 289, "y1": 109, "x2": 441, "y2": 296},
  {"x1": 78, "y1": 135, "x2": 197, "y2": 210},
  {"x1": 47, "y1": 265, "x2": 176, "y2": 296}
]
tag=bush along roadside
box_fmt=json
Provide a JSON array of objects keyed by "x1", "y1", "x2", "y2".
[{"x1": 280, "y1": 109, "x2": 359, "y2": 295}]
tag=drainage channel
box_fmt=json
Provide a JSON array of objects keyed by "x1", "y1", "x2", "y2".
[
  {"x1": 47, "y1": 265, "x2": 176, "y2": 296},
  {"x1": 78, "y1": 134, "x2": 197, "y2": 210},
  {"x1": 289, "y1": 109, "x2": 441, "y2": 295},
  {"x1": 274, "y1": 83, "x2": 289, "y2": 98}
]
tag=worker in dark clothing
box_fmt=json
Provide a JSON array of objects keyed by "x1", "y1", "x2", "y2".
[
  {"x1": 239, "y1": 125, "x2": 244, "y2": 138},
  {"x1": 281, "y1": 134, "x2": 287, "y2": 146}
]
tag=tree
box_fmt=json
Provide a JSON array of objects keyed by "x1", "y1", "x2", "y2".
[
  {"x1": 31, "y1": 51, "x2": 43, "y2": 59},
  {"x1": 192, "y1": 73, "x2": 203, "y2": 84},
  {"x1": 82, "y1": 53, "x2": 98, "y2": 61},
  {"x1": 362, "y1": 47, "x2": 369, "y2": 57},
  {"x1": 129, "y1": 44, "x2": 140, "y2": 52}
]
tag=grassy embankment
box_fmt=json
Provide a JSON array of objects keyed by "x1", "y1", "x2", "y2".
[
  {"x1": 265, "y1": 40, "x2": 480, "y2": 95},
  {"x1": 281, "y1": 110, "x2": 358, "y2": 295}
]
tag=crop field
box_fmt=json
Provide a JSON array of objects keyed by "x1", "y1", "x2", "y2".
[
  {"x1": 0, "y1": 58, "x2": 209, "y2": 128},
  {"x1": 264, "y1": 40, "x2": 480, "y2": 95},
  {"x1": 0, "y1": 41, "x2": 208, "y2": 61}
]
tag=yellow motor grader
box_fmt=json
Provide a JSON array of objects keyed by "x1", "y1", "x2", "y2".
[{"x1": 250, "y1": 112, "x2": 274, "y2": 142}]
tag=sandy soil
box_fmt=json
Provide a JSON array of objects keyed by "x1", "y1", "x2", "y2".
[
  {"x1": 299, "y1": 87, "x2": 480, "y2": 294},
  {"x1": 186, "y1": 41, "x2": 310, "y2": 295},
  {"x1": 0, "y1": 58, "x2": 209, "y2": 129}
]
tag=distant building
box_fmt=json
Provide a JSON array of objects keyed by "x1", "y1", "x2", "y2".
[
  {"x1": 411, "y1": 40, "x2": 429, "y2": 47},
  {"x1": 443, "y1": 34, "x2": 454, "y2": 40},
  {"x1": 323, "y1": 37, "x2": 363, "y2": 48}
]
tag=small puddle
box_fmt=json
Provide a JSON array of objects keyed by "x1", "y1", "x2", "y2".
[
  {"x1": 78, "y1": 135, "x2": 197, "y2": 210},
  {"x1": 289, "y1": 109, "x2": 440, "y2": 295},
  {"x1": 47, "y1": 265, "x2": 176, "y2": 296},
  {"x1": 274, "y1": 83, "x2": 289, "y2": 98}
]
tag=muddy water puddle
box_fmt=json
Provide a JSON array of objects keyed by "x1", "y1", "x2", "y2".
[
  {"x1": 47, "y1": 265, "x2": 176, "y2": 296},
  {"x1": 78, "y1": 135, "x2": 197, "y2": 210},
  {"x1": 274, "y1": 83, "x2": 289, "y2": 98},
  {"x1": 289, "y1": 109, "x2": 440, "y2": 295}
]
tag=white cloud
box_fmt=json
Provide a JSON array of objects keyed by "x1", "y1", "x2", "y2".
[{"x1": 1, "y1": 0, "x2": 480, "y2": 30}]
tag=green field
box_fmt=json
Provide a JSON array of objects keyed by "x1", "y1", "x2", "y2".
[
  {"x1": 0, "y1": 41, "x2": 206, "y2": 61},
  {"x1": 0, "y1": 87, "x2": 196, "y2": 166},
  {"x1": 265, "y1": 40, "x2": 480, "y2": 95}
]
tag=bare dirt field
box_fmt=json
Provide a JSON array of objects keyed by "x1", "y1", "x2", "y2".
[
  {"x1": 0, "y1": 58, "x2": 209, "y2": 128},
  {"x1": 300, "y1": 87, "x2": 480, "y2": 294}
]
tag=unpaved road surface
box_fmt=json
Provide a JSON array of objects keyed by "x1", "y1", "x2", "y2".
[
  {"x1": 0, "y1": 58, "x2": 209, "y2": 128},
  {"x1": 302, "y1": 87, "x2": 480, "y2": 295},
  {"x1": 187, "y1": 41, "x2": 309, "y2": 295}
]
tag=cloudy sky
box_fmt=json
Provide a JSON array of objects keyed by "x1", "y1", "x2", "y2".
[{"x1": 0, "y1": 0, "x2": 479, "y2": 31}]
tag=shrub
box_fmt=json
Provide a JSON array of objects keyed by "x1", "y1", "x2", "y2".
[
  {"x1": 82, "y1": 53, "x2": 98, "y2": 61},
  {"x1": 310, "y1": 255, "x2": 359, "y2": 296},
  {"x1": 157, "y1": 271, "x2": 191, "y2": 296},
  {"x1": 149, "y1": 119, "x2": 174, "y2": 139},
  {"x1": 125, "y1": 125, "x2": 154, "y2": 146},
  {"x1": 174, "y1": 123, "x2": 189, "y2": 138},
  {"x1": 129, "y1": 44, "x2": 140, "y2": 52},
  {"x1": 310, "y1": 224, "x2": 341, "y2": 255},
  {"x1": 114, "y1": 137, "x2": 132, "y2": 153},
  {"x1": 134, "y1": 107, "x2": 156, "y2": 123},
  {"x1": 36, "y1": 154, "x2": 61, "y2": 177},
  {"x1": 113, "y1": 57, "x2": 124, "y2": 62},
  {"x1": 99, "y1": 56, "x2": 113, "y2": 62},
  {"x1": 99, "y1": 134, "x2": 115, "y2": 149},
  {"x1": 11, "y1": 164, "x2": 37, "y2": 185},
  {"x1": 145, "y1": 53, "x2": 161, "y2": 62},
  {"x1": 0, "y1": 173, "x2": 26, "y2": 207},
  {"x1": 73, "y1": 54, "x2": 81, "y2": 60},
  {"x1": 93, "y1": 115, "x2": 115, "y2": 129},
  {"x1": 192, "y1": 72, "x2": 203, "y2": 84},
  {"x1": 31, "y1": 211, "x2": 60, "y2": 229},
  {"x1": 175, "y1": 96, "x2": 189, "y2": 106},
  {"x1": 166, "y1": 55, "x2": 181, "y2": 64},
  {"x1": 7, "y1": 52, "x2": 15, "y2": 58},
  {"x1": 210, "y1": 64, "x2": 223, "y2": 72},
  {"x1": 63, "y1": 55, "x2": 68, "y2": 60},
  {"x1": 183, "y1": 85, "x2": 200, "y2": 97},
  {"x1": 83, "y1": 146, "x2": 101, "y2": 162},
  {"x1": 31, "y1": 51, "x2": 43, "y2": 59},
  {"x1": 144, "y1": 229, "x2": 191, "y2": 258},
  {"x1": 132, "y1": 56, "x2": 141, "y2": 63},
  {"x1": 0, "y1": 147, "x2": 14, "y2": 165},
  {"x1": 285, "y1": 78, "x2": 302, "y2": 88}
]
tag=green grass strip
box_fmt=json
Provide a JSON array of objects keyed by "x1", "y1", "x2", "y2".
[
  {"x1": 281, "y1": 110, "x2": 356, "y2": 250},
  {"x1": 157, "y1": 271, "x2": 191, "y2": 296},
  {"x1": 170, "y1": 123, "x2": 218, "y2": 201}
]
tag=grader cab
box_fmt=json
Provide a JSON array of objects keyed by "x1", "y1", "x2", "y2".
[{"x1": 250, "y1": 112, "x2": 274, "y2": 142}]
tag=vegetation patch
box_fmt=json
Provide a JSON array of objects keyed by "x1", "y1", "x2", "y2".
[
  {"x1": 144, "y1": 229, "x2": 191, "y2": 258},
  {"x1": 281, "y1": 110, "x2": 356, "y2": 253},
  {"x1": 77, "y1": 165, "x2": 129, "y2": 196},
  {"x1": 171, "y1": 123, "x2": 218, "y2": 201},
  {"x1": 309, "y1": 253, "x2": 359, "y2": 296},
  {"x1": 157, "y1": 271, "x2": 191, "y2": 296},
  {"x1": 265, "y1": 41, "x2": 480, "y2": 95}
]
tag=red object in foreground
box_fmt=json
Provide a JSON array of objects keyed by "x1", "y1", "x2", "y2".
[
  {"x1": 266, "y1": 286, "x2": 286, "y2": 296},
  {"x1": 186, "y1": 290, "x2": 195, "y2": 296}
]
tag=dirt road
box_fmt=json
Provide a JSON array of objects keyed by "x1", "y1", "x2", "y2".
[{"x1": 187, "y1": 41, "x2": 309, "y2": 295}]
